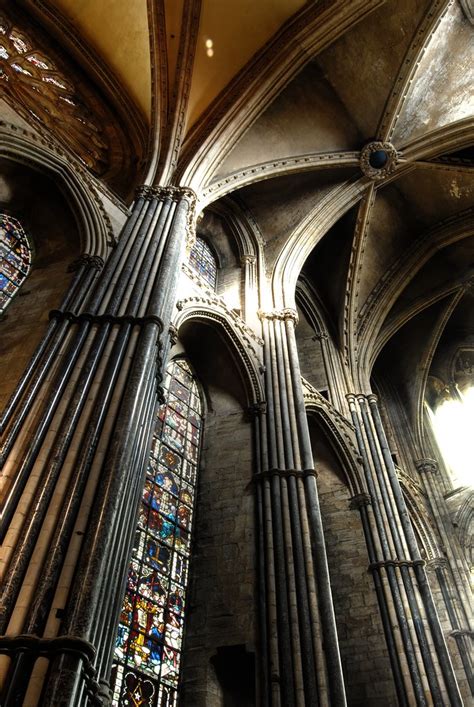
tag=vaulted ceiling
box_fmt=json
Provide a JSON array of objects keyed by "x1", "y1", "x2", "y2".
[{"x1": 2, "y1": 0, "x2": 474, "y2": 435}]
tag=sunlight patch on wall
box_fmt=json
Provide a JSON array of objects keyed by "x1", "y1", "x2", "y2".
[{"x1": 429, "y1": 386, "x2": 474, "y2": 487}]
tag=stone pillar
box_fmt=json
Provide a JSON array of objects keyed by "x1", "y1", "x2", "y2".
[
  {"x1": 256, "y1": 308, "x2": 346, "y2": 707},
  {"x1": 240, "y1": 253, "x2": 258, "y2": 326},
  {"x1": 346, "y1": 393, "x2": 463, "y2": 706},
  {"x1": 0, "y1": 186, "x2": 196, "y2": 706},
  {"x1": 417, "y1": 459, "x2": 474, "y2": 696}
]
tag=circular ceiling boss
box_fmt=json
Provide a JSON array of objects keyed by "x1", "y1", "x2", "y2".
[{"x1": 360, "y1": 141, "x2": 398, "y2": 180}]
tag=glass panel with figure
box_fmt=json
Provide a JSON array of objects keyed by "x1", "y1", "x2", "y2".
[{"x1": 111, "y1": 358, "x2": 203, "y2": 707}]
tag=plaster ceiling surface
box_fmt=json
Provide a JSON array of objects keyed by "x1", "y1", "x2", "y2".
[
  {"x1": 392, "y1": 2, "x2": 474, "y2": 145},
  {"x1": 215, "y1": 61, "x2": 362, "y2": 179},
  {"x1": 187, "y1": 0, "x2": 305, "y2": 128},
  {"x1": 48, "y1": 0, "x2": 151, "y2": 118}
]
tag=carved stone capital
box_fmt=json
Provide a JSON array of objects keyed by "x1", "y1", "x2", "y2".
[
  {"x1": 349, "y1": 492, "x2": 372, "y2": 510},
  {"x1": 415, "y1": 458, "x2": 439, "y2": 474},
  {"x1": 246, "y1": 400, "x2": 267, "y2": 419},
  {"x1": 241, "y1": 254, "x2": 256, "y2": 266},
  {"x1": 168, "y1": 324, "x2": 179, "y2": 346},
  {"x1": 426, "y1": 556, "x2": 448, "y2": 571},
  {"x1": 68, "y1": 254, "x2": 104, "y2": 272},
  {"x1": 312, "y1": 330, "x2": 329, "y2": 342},
  {"x1": 134, "y1": 185, "x2": 197, "y2": 249},
  {"x1": 258, "y1": 308, "x2": 299, "y2": 324}
]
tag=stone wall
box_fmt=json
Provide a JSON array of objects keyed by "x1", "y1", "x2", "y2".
[{"x1": 179, "y1": 338, "x2": 256, "y2": 706}]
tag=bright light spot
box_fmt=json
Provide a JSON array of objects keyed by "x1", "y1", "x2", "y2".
[
  {"x1": 206, "y1": 48, "x2": 214, "y2": 58},
  {"x1": 205, "y1": 38, "x2": 213, "y2": 49},
  {"x1": 430, "y1": 387, "x2": 474, "y2": 487}
]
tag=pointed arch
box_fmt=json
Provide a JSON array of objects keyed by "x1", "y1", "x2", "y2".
[{"x1": 173, "y1": 304, "x2": 265, "y2": 407}]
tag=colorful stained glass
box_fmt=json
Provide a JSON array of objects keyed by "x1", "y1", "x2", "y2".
[
  {"x1": 0, "y1": 15, "x2": 109, "y2": 174},
  {"x1": 188, "y1": 237, "x2": 217, "y2": 290},
  {"x1": 0, "y1": 213, "x2": 32, "y2": 314},
  {"x1": 112, "y1": 359, "x2": 203, "y2": 706}
]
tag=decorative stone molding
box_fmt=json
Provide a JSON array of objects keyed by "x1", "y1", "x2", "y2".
[
  {"x1": 368, "y1": 558, "x2": 426, "y2": 572},
  {"x1": 136, "y1": 185, "x2": 198, "y2": 248},
  {"x1": 173, "y1": 300, "x2": 265, "y2": 405},
  {"x1": 312, "y1": 330, "x2": 329, "y2": 342},
  {"x1": 258, "y1": 308, "x2": 299, "y2": 324},
  {"x1": 241, "y1": 254, "x2": 257, "y2": 265},
  {"x1": 303, "y1": 379, "x2": 365, "y2": 495},
  {"x1": 254, "y1": 468, "x2": 319, "y2": 481},
  {"x1": 202, "y1": 151, "x2": 360, "y2": 203},
  {"x1": 177, "y1": 286, "x2": 264, "y2": 350},
  {"x1": 349, "y1": 492, "x2": 372, "y2": 510},
  {"x1": 415, "y1": 458, "x2": 439, "y2": 474},
  {"x1": 426, "y1": 556, "x2": 449, "y2": 571},
  {"x1": 360, "y1": 141, "x2": 398, "y2": 180},
  {"x1": 356, "y1": 208, "x2": 474, "y2": 341},
  {"x1": 168, "y1": 324, "x2": 179, "y2": 346},
  {"x1": 67, "y1": 254, "x2": 104, "y2": 273},
  {"x1": 377, "y1": 0, "x2": 456, "y2": 141},
  {"x1": 0, "y1": 121, "x2": 115, "y2": 257},
  {"x1": 246, "y1": 400, "x2": 267, "y2": 418}
]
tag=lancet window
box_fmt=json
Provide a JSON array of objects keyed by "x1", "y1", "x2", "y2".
[
  {"x1": 111, "y1": 358, "x2": 203, "y2": 707},
  {"x1": 189, "y1": 236, "x2": 217, "y2": 290},
  {"x1": 0, "y1": 212, "x2": 32, "y2": 314}
]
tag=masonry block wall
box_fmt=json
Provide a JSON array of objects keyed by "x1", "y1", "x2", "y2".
[{"x1": 180, "y1": 387, "x2": 256, "y2": 706}]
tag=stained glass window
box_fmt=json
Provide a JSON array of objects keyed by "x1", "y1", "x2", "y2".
[
  {"x1": 0, "y1": 213, "x2": 32, "y2": 314},
  {"x1": 111, "y1": 359, "x2": 203, "y2": 707},
  {"x1": 0, "y1": 15, "x2": 108, "y2": 173},
  {"x1": 189, "y1": 237, "x2": 217, "y2": 290}
]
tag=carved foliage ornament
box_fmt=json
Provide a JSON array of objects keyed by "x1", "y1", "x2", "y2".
[
  {"x1": 0, "y1": 14, "x2": 109, "y2": 174},
  {"x1": 360, "y1": 141, "x2": 398, "y2": 180}
]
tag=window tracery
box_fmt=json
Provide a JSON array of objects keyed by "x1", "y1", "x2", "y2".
[
  {"x1": 189, "y1": 237, "x2": 217, "y2": 290},
  {"x1": 111, "y1": 358, "x2": 203, "y2": 707},
  {"x1": 0, "y1": 15, "x2": 108, "y2": 173},
  {"x1": 0, "y1": 212, "x2": 32, "y2": 314}
]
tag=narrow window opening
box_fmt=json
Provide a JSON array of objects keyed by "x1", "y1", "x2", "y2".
[{"x1": 111, "y1": 358, "x2": 203, "y2": 706}]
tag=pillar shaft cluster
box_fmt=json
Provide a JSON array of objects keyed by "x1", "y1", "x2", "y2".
[{"x1": 0, "y1": 186, "x2": 195, "y2": 706}]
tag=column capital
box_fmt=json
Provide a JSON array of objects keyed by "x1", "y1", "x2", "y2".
[
  {"x1": 258, "y1": 308, "x2": 299, "y2": 324},
  {"x1": 68, "y1": 254, "x2": 104, "y2": 272},
  {"x1": 415, "y1": 458, "x2": 439, "y2": 474},
  {"x1": 246, "y1": 400, "x2": 267, "y2": 418},
  {"x1": 135, "y1": 185, "x2": 198, "y2": 248},
  {"x1": 426, "y1": 556, "x2": 448, "y2": 571},
  {"x1": 349, "y1": 492, "x2": 372, "y2": 510},
  {"x1": 312, "y1": 330, "x2": 329, "y2": 342},
  {"x1": 241, "y1": 254, "x2": 256, "y2": 266},
  {"x1": 367, "y1": 393, "x2": 378, "y2": 405}
]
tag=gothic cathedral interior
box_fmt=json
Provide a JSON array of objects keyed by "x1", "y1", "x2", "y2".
[{"x1": 0, "y1": 1, "x2": 472, "y2": 705}]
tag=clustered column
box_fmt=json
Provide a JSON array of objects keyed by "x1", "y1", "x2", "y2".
[
  {"x1": 416, "y1": 458, "x2": 474, "y2": 695},
  {"x1": 255, "y1": 308, "x2": 346, "y2": 707},
  {"x1": 0, "y1": 185, "x2": 196, "y2": 706},
  {"x1": 347, "y1": 393, "x2": 463, "y2": 706}
]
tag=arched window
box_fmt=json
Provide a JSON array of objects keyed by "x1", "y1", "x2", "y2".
[
  {"x1": 189, "y1": 236, "x2": 217, "y2": 290},
  {"x1": 0, "y1": 14, "x2": 108, "y2": 173},
  {"x1": 111, "y1": 358, "x2": 203, "y2": 707},
  {"x1": 0, "y1": 212, "x2": 32, "y2": 314}
]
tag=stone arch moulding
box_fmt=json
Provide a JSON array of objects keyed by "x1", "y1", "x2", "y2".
[
  {"x1": 0, "y1": 122, "x2": 113, "y2": 259},
  {"x1": 303, "y1": 378, "x2": 366, "y2": 497},
  {"x1": 398, "y1": 469, "x2": 441, "y2": 562},
  {"x1": 173, "y1": 303, "x2": 265, "y2": 408}
]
